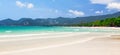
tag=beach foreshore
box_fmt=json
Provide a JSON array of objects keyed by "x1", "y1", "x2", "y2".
[{"x1": 0, "y1": 32, "x2": 120, "y2": 55}]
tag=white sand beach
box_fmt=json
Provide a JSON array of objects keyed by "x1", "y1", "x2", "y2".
[{"x1": 0, "y1": 31, "x2": 120, "y2": 55}]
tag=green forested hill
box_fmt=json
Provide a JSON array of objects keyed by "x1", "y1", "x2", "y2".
[
  {"x1": 0, "y1": 12, "x2": 120, "y2": 26},
  {"x1": 76, "y1": 17, "x2": 120, "y2": 27}
]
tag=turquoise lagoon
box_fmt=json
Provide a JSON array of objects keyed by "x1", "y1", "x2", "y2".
[{"x1": 0, "y1": 26, "x2": 120, "y2": 35}]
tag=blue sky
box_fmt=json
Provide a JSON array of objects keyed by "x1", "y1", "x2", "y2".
[{"x1": 0, "y1": 0, "x2": 120, "y2": 20}]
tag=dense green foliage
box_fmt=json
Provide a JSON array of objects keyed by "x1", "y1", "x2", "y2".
[{"x1": 76, "y1": 17, "x2": 120, "y2": 27}]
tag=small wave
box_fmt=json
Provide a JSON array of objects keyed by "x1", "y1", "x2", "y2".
[
  {"x1": 5, "y1": 31, "x2": 12, "y2": 33},
  {"x1": 0, "y1": 32, "x2": 90, "y2": 38}
]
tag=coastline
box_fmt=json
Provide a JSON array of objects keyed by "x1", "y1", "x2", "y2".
[{"x1": 0, "y1": 31, "x2": 120, "y2": 55}]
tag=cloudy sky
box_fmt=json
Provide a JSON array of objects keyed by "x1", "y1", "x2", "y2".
[{"x1": 0, "y1": 0, "x2": 120, "y2": 20}]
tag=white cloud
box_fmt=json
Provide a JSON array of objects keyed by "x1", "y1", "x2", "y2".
[
  {"x1": 107, "y1": 2, "x2": 120, "y2": 11},
  {"x1": 16, "y1": 1, "x2": 34, "y2": 9},
  {"x1": 68, "y1": 10, "x2": 85, "y2": 16},
  {"x1": 95, "y1": 10, "x2": 103, "y2": 14},
  {"x1": 16, "y1": 1, "x2": 26, "y2": 8},
  {"x1": 90, "y1": 0, "x2": 118, "y2": 4},
  {"x1": 27, "y1": 3, "x2": 34, "y2": 8},
  {"x1": 90, "y1": 0, "x2": 120, "y2": 11}
]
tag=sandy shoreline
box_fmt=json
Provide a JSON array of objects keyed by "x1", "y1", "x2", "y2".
[
  {"x1": 0, "y1": 32, "x2": 120, "y2": 55},
  {"x1": 68, "y1": 27, "x2": 120, "y2": 30}
]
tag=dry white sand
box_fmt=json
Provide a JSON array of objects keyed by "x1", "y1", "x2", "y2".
[{"x1": 0, "y1": 32, "x2": 120, "y2": 55}]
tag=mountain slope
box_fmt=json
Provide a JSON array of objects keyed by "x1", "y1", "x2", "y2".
[{"x1": 0, "y1": 12, "x2": 120, "y2": 26}]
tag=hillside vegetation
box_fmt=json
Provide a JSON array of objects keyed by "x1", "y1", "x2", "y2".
[
  {"x1": 0, "y1": 12, "x2": 120, "y2": 26},
  {"x1": 75, "y1": 17, "x2": 120, "y2": 27}
]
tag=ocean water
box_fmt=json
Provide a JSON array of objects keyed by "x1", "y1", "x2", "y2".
[{"x1": 0, "y1": 26, "x2": 120, "y2": 35}]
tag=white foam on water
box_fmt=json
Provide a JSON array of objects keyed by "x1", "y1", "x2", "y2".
[{"x1": 5, "y1": 31, "x2": 12, "y2": 33}]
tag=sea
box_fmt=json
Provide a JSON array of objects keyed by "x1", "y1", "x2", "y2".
[{"x1": 0, "y1": 26, "x2": 120, "y2": 37}]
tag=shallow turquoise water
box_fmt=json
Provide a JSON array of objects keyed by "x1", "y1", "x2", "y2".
[{"x1": 0, "y1": 26, "x2": 120, "y2": 35}]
